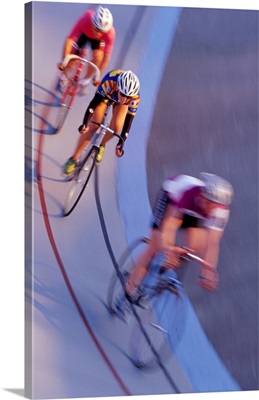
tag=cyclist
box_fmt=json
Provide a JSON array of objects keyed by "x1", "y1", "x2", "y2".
[
  {"x1": 58, "y1": 5, "x2": 115, "y2": 95},
  {"x1": 63, "y1": 69, "x2": 140, "y2": 175},
  {"x1": 121, "y1": 173, "x2": 234, "y2": 314}
]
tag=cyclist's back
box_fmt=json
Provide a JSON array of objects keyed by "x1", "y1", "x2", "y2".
[
  {"x1": 152, "y1": 174, "x2": 230, "y2": 232},
  {"x1": 68, "y1": 9, "x2": 115, "y2": 55}
]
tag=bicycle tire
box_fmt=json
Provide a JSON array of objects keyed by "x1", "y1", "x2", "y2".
[
  {"x1": 54, "y1": 82, "x2": 75, "y2": 132},
  {"x1": 129, "y1": 276, "x2": 187, "y2": 370},
  {"x1": 106, "y1": 238, "x2": 149, "y2": 315},
  {"x1": 63, "y1": 146, "x2": 98, "y2": 216}
]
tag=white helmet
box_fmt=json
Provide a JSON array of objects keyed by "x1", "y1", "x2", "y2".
[
  {"x1": 92, "y1": 6, "x2": 113, "y2": 33},
  {"x1": 117, "y1": 70, "x2": 140, "y2": 97},
  {"x1": 200, "y1": 172, "x2": 234, "y2": 206}
]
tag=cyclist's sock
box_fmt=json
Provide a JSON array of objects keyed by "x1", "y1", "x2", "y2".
[
  {"x1": 63, "y1": 157, "x2": 77, "y2": 175},
  {"x1": 95, "y1": 145, "x2": 105, "y2": 165}
]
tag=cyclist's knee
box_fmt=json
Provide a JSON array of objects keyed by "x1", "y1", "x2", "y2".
[
  {"x1": 149, "y1": 229, "x2": 166, "y2": 253},
  {"x1": 185, "y1": 227, "x2": 207, "y2": 254},
  {"x1": 92, "y1": 49, "x2": 104, "y2": 65}
]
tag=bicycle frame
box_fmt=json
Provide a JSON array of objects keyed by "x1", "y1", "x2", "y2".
[
  {"x1": 60, "y1": 54, "x2": 100, "y2": 109},
  {"x1": 90, "y1": 101, "x2": 123, "y2": 149},
  {"x1": 107, "y1": 236, "x2": 214, "y2": 369},
  {"x1": 63, "y1": 100, "x2": 124, "y2": 216},
  {"x1": 53, "y1": 54, "x2": 100, "y2": 134}
]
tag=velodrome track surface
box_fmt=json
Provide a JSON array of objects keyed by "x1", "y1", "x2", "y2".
[{"x1": 25, "y1": 2, "x2": 258, "y2": 399}]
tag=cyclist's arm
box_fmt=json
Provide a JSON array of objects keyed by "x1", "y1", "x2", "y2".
[
  {"x1": 161, "y1": 204, "x2": 182, "y2": 245},
  {"x1": 82, "y1": 93, "x2": 104, "y2": 126},
  {"x1": 64, "y1": 37, "x2": 76, "y2": 57},
  {"x1": 103, "y1": 28, "x2": 116, "y2": 55},
  {"x1": 98, "y1": 53, "x2": 111, "y2": 75},
  {"x1": 60, "y1": 12, "x2": 89, "y2": 62},
  {"x1": 202, "y1": 227, "x2": 224, "y2": 271},
  {"x1": 197, "y1": 227, "x2": 225, "y2": 291},
  {"x1": 202, "y1": 206, "x2": 230, "y2": 270},
  {"x1": 117, "y1": 94, "x2": 140, "y2": 146},
  {"x1": 159, "y1": 205, "x2": 184, "y2": 269},
  {"x1": 58, "y1": 37, "x2": 76, "y2": 69},
  {"x1": 118, "y1": 113, "x2": 134, "y2": 144}
]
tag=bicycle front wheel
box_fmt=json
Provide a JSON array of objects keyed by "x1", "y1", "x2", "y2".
[
  {"x1": 54, "y1": 83, "x2": 75, "y2": 132},
  {"x1": 129, "y1": 282, "x2": 187, "y2": 370},
  {"x1": 63, "y1": 146, "x2": 98, "y2": 216},
  {"x1": 129, "y1": 294, "x2": 171, "y2": 370},
  {"x1": 55, "y1": 101, "x2": 70, "y2": 133}
]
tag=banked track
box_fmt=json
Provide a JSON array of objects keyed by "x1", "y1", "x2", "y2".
[
  {"x1": 26, "y1": 2, "x2": 241, "y2": 398},
  {"x1": 26, "y1": 3, "x2": 191, "y2": 398}
]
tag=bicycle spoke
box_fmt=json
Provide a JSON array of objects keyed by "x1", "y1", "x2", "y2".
[{"x1": 129, "y1": 296, "x2": 171, "y2": 369}]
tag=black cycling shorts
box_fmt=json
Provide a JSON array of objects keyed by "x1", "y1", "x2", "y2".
[
  {"x1": 76, "y1": 33, "x2": 104, "y2": 52},
  {"x1": 151, "y1": 188, "x2": 205, "y2": 230},
  {"x1": 180, "y1": 214, "x2": 206, "y2": 229}
]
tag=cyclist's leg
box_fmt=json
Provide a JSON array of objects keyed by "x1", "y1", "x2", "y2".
[
  {"x1": 101, "y1": 104, "x2": 128, "y2": 147},
  {"x1": 91, "y1": 49, "x2": 104, "y2": 69},
  {"x1": 71, "y1": 100, "x2": 107, "y2": 161},
  {"x1": 182, "y1": 226, "x2": 221, "y2": 286},
  {"x1": 126, "y1": 198, "x2": 175, "y2": 296},
  {"x1": 181, "y1": 227, "x2": 208, "y2": 255},
  {"x1": 85, "y1": 40, "x2": 106, "y2": 79},
  {"x1": 125, "y1": 229, "x2": 162, "y2": 297}
]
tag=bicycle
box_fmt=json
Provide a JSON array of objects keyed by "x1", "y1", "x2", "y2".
[
  {"x1": 53, "y1": 54, "x2": 100, "y2": 133},
  {"x1": 107, "y1": 237, "x2": 214, "y2": 370},
  {"x1": 62, "y1": 100, "x2": 124, "y2": 217}
]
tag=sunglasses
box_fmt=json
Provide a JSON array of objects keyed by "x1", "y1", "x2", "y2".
[{"x1": 119, "y1": 91, "x2": 132, "y2": 100}]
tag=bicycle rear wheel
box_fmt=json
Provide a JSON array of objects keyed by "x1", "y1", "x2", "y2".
[{"x1": 63, "y1": 146, "x2": 98, "y2": 216}]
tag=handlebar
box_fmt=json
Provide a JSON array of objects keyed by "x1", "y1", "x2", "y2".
[
  {"x1": 142, "y1": 237, "x2": 217, "y2": 290},
  {"x1": 142, "y1": 237, "x2": 213, "y2": 270},
  {"x1": 183, "y1": 250, "x2": 213, "y2": 270},
  {"x1": 91, "y1": 121, "x2": 125, "y2": 148},
  {"x1": 61, "y1": 54, "x2": 101, "y2": 81}
]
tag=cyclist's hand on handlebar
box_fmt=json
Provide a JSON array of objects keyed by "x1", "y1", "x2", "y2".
[
  {"x1": 116, "y1": 144, "x2": 124, "y2": 158},
  {"x1": 92, "y1": 77, "x2": 100, "y2": 87},
  {"x1": 164, "y1": 246, "x2": 187, "y2": 269},
  {"x1": 116, "y1": 138, "x2": 124, "y2": 157},
  {"x1": 197, "y1": 266, "x2": 219, "y2": 291},
  {"x1": 78, "y1": 124, "x2": 89, "y2": 135},
  {"x1": 57, "y1": 62, "x2": 64, "y2": 71}
]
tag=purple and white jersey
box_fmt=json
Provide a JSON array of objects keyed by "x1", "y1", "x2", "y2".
[{"x1": 153, "y1": 174, "x2": 230, "y2": 231}]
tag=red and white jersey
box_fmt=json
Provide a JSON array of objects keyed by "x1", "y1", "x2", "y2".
[
  {"x1": 157, "y1": 174, "x2": 230, "y2": 232},
  {"x1": 68, "y1": 10, "x2": 116, "y2": 55}
]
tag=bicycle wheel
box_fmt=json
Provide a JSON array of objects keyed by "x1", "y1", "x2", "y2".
[
  {"x1": 160, "y1": 274, "x2": 187, "y2": 352},
  {"x1": 106, "y1": 238, "x2": 149, "y2": 315},
  {"x1": 63, "y1": 146, "x2": 98, "y2": 216},
  {"x1": 54, "y1": 81, "x2": 76, "y2": 132},
  {"x1": 128, "y1": 293, "x2": 171, "y2": 370},
  {"x1": 129, "y1": 277, "x2": 187, "y2": 370}
]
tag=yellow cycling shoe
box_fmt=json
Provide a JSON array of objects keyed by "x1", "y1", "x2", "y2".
[
  {"x1": 95, "y1": 145, "x2": 105, "y2": 165},
  {"x1": 63, "y1": 158, "x2": 77, "y2": 175}
]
